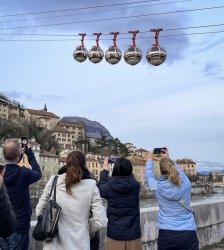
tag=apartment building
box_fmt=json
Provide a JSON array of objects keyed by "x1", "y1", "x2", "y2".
[
  {"x1": 51, "y1": 126, "x2": 75, "y2": 148},
  {"x1": 87, "y1": 158, "x2": 100, "y2": 181},
  {"x1": 135, "y1": 148, "x2": 148, "y2": 157},
  {"x1": 23, "y1": 104, "x2": 60, "y2": 130},
  {"x1": 176, "y1": 158, "x2": 197, "y2": 176},
  {"x1": 0, "y1": 99, "x2": 20, "y2": 121},
  {"x1": 57, "y1": 121, "x2": 85, "y2": 141},
  {"x1": 124, "y1": 143, "x2": 137, "y2": 156},
  {"x1": 39, "y1": 149, "x2": 60, "y2": 184}
]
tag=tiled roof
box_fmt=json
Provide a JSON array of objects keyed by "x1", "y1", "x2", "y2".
[
  {"x1": 58, "y1": 121, "x2": 85, "y2": 128},
  {"x1": 136, "y1": 148, "x2": 148, "y2": 152},
  {"x1": 86, "y1": 158, "x2": 99, "y2": 163},
  {"x1": 51, "y1": 126, "x2": 71, "y2": 133},
  {"x1": 0, "y1": 98, "x2": 10, "y2": 104},
  {"x1": 59, "y1": 157, "x2": 67, "y2": 162},
  {"x1": 28, "y1": 140, "x2": 41, "y2": 146},
  {"x1": 124, "y1": 142, "x2": 132, "y2": 145},
  {"x1": 176, "y1": 159, "x2": 196, "y2": 164},
  {"x1": 26, "y1": 108, "x2": 59, "y2": 118},
  {"x1": 40, "y1": 150, "x2": 59, "y2": 157}
]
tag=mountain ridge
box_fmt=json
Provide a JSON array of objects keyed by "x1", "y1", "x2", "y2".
[{"x1": 61, "y1": 116, "x2": 114, "y2": 139}]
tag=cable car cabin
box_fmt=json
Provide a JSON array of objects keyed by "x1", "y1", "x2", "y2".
[
  {"x1": 105, "y1": 47, "x2": 122, "y2": 65},
  {"x1": 73, "y1": 47, "x2": 88, "y2": 62},
  {"x1": 88, "y1": 47, "x2": 104, "y2": 64},
  {"x1": 146, "y1": 46, "x2": 167, "y2": 66},
  {"x1": 124, "y1": 47, "x2": 142, "y2": 66}
]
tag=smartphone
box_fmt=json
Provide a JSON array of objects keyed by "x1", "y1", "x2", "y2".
[
  {"x1": 21, "y1": 136, "x2": 28, "y2": 149},
  {"x1": 0, "y1": 164, "x2": 5, "y2": 174},
  {"x1": 154, "y1": 147, "x2": 166, "y2": 155},
  {"x1": 108, "y1": 157, "x2": 117, "y2": 163}
]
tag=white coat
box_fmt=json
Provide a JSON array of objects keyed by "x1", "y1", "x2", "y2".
[{"x1": 36, "y1": 174, "x2": 108, "y2": 250}]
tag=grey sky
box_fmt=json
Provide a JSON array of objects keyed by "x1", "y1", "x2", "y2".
[{"x1": 0, "y1": 0, "x2": 224, "y2": 172}]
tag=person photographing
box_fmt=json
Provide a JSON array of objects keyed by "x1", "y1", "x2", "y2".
[{"x1": 145, "y1": 147, "x2": 199, "y2": 250}]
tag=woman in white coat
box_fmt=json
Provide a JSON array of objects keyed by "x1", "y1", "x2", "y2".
[{"x1": 36, "y1": 151, "x2": 107, "y2": 250}]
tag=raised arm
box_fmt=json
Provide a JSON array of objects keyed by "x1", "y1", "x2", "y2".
[
  {"x1": 145, "y1": 149, "x2": 158, "y2": 193},
  {"x1": 89, "y1": 184, "x2": 108, "y2": 234},
  {"x1": 98, "y1": 158, "x2": 110, "y2": 199},
  {"x1": 26, "y1": 147, "x2": 42, "y2": 185}
]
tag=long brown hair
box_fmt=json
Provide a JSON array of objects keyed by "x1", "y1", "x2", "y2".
[
  {"x1": 65, "y1": 151, "x2": 86, "y2": 195},
  {"x1": 160, "y1": 157, "x2": 182, "y2": 186}
]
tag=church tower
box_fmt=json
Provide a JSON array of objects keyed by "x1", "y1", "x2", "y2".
[{"x1": 44, "y1": 103, "x2": 47, "y2": 112}]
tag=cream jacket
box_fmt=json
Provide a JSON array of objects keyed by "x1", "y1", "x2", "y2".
[{"x1": 36, "y1": 174, "x2": 107, "y2": 250}]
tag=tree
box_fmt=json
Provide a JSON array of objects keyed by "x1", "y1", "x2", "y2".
[
  {"x1": 208, "y1": 172, "x2": 213, "y2": 182},
  {"x1": 95, "y1": 132, "x2": 108, "y2": 148},
  {"x1": 107, "y1": 137, "x2": 129, "y2": 157}
]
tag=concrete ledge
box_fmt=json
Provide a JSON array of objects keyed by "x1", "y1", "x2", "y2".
[{"x1": 28, "y1": 201, "x2": 224, "y2": 250}]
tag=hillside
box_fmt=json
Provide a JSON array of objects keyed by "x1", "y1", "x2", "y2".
[{"x1": 61, "y1": 116, "x2": 114, "y2": 139}]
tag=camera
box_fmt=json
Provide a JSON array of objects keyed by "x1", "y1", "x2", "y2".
[
  {"x1": 21, "y1": 136, "x2": 28, "y2": 149},
  {"x1": 108, "y1": 157, "x2": 117, "y2": 163},
  {"x1": 154, "y1": 147, "x2": 166, "y2": 155}
]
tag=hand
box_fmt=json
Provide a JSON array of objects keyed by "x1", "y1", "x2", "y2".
[
  {"x1": 103, "y1": 157, "x2": 109, "y2": 171},
  {"x1": 21, "y1": 147, "x2": 26, "y2": 155},
  {"x1": 148, "y1": 148, "x2": 155, "y2": 160},
  {"x1": 161, "y1": 147, "x2": 169, "y2": 158}
]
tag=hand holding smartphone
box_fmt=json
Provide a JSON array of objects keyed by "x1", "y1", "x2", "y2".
[
  {"x1": 21, "y1": 136, "x2": 28, "y2": 149},
  {"x1": 154, "y1": 147, "x2": 166, "y2": 155}
]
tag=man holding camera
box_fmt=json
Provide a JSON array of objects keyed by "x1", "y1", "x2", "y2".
[{"x1": 0, "y1": 139, "x2": 42, "y2": 250}]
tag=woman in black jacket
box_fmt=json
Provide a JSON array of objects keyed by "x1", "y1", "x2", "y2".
[
  {"x1": 0, "y1": 164, "x2": 16, "y2": 238},
  {"x1": 98, "y1": 158, "x2": 142, "y2": 250}
]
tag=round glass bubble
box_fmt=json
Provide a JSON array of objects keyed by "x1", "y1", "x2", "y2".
[
  {"x1": 88, "y1": 47, "x2": 104, "y2": 64},
  {"x1": 105, "y1": 47, "x2": 122, "y2": 65},
  {"x1": 124, "y1": 47, "x2": 142, "y2": 66},
  {"x1": 146, "y1": 46, "x2": 167, "y2": 66},
  {"x1": 73, "y1": 46, "x2": 88, "y2": 62}
]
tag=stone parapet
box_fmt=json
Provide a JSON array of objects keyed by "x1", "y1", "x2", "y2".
[{"x1": 27, "y1": 201, "x2": 224, "y2": 250}]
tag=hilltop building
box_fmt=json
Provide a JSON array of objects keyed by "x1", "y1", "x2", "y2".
[
  {"x1": 57, "y1": 120, "x2": 85, "y2": 140},
  {"x1": 23, "y1": 104, "x2": 60, "y2": 130},
  {"x1": 176, "y1": 158, "x2": 197, "y2": 176},
  {"x1": 135, "y1": 148, "x2": 148, "y2": 158},
  {"x1": 0, "y1": 98, "x2": 20, "y2": 121},
  {"x1": 124, "y1": 143, "x2": 137, "y2": 156}
]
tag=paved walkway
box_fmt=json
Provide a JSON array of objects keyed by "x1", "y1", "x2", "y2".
[{"x1": 202, "y1": 239, "x2": 224, "y2": 250}]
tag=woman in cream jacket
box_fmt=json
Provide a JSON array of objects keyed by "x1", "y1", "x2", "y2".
[{"x1": 36, "y1": 151, "x2": 107, "y2": 250}]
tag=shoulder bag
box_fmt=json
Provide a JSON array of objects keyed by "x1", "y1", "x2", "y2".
[
  {"x1": 33, "y1": 176, "x2": 61, "y2": 241},
  {"x1": 178, "y1": 198, "x2": 195, "y2": 218}
]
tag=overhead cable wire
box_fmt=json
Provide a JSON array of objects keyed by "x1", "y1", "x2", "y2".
[
  {"x1": 0, "y1": 0, "x2": 192, "y2": 24},
  {"x1": 0, "y1": 0, "x2": 176, "y2": 18},
  {"x1": 0, "y1": 5, "x2": 223, "y2": 31},
  {"x1": 0, "y1": 6, "x2": 224, "y2": 30},
  {"x1": 0, "y1": 23, "x2": 223, "y2": 36},
  {"x1": 0, "y1": 30, "x2": 223, "y2": 41}
]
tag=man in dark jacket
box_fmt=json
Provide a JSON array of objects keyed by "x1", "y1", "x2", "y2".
[
  {"x1": 0, "y1": 139, "x2": 42, "y2": 250},
  {"x1": 0, "y1": 166, "x2": 16, "y2": 238}
]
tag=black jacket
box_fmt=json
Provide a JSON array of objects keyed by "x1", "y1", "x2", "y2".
[
  {"x1": 99, "y1": 170, "x2": 141, "y2": 241},
  {"x1": 0, "y1": 184, "x2": 16, "y2": 237},
  {"x1": 4, "y1": 148, "x2": 42, "y2": 234}
]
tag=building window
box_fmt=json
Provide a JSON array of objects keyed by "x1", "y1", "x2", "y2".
[
  {"x1": 72, "y1": 136, "x2": 74, "y2": 138},
  {"x1": 66, "y1": 126, "x2": 70, "y2": 129},
  {"x1": 92, "y1": 163, "x2": 94, "y2": 167},
  {"x1": 58, "y1": 133, "x2": 60, "y2": 136},
  {"x1": 68, "y1": 134, "x2": 70, "y2": 137},
  {"x1": 62, "y1": 138, "x2": 66, "y2": 142},
  {"x1": 68, "y1": 139, "x2": 71, "y2": 142},
  {"x1": 45, "y1": 119, "x2": 48, "y2": 122},
  {"x1": 57, "y1": 138, "x2": 61, "y2": 141},
  {"x1": 62, "y1": 134, "x2": 66, "y2": 137}
]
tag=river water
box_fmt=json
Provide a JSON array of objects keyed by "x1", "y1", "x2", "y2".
[{"x1": 31, "y1": 188, "x2": 224, "y2": 221}]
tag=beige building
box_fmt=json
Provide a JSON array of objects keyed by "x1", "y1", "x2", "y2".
[
  {"x1": 23, "y1": 104, "x2": 60, "y2": 130},
  {"x1": 57, "y1": 121, "x2": 85, "y2": 141},
  {"x1": 87, "y1": 158, "x2": 100, "y2": 181},
  {"x1": 135, "y1": 148, "x2": 148, "y2": 157},
  {"x1": 211, "y1": 172, "x2": 224, "y2": 181},
  {"x1": 124, "y1": 143, "x2": 137, "y2": 156},
  {"x1": 131, "y1": 160, "x2": 146, "y2": 185},
  {"x1": 39, "y1": 148, "x2": 60, "y2": 185},
  {"x1": 176, "y1": 158, "x2": 197, "y2": 176},
  {"x1": 0, "y1": 99, "x2": 9, "y2": 119},
  {"x1": 51, "y1": 126, "x2": 75, "y2": 148}
]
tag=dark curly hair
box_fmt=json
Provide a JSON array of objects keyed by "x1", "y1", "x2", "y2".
[{"x1": 65, "y1": 151, "x2": 86, "y2": 195}]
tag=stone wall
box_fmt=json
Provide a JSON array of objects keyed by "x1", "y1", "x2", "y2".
[{"x1": 28, "y1": 201, "x2": 224, "y2": 250}]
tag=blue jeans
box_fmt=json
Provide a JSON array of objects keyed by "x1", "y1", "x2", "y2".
[{"x1": 0, "y1": 232, "x2": 29, "y2": 250}]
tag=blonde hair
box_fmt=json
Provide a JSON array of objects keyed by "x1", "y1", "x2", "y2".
[{"x1": 159, "y1": 157, "x2": 182, "y2": 186}]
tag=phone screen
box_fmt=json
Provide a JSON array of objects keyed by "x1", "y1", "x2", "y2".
[
  {"x1": 154, "y1": 148, "x2": 166, "y2": 155},
  {"x1": 21, "y1": 137, "x2": 28, "y2": 149}
]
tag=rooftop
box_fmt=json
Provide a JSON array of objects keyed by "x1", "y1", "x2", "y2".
[
  {"x1": 51, "y1": 126, "x2": 71, "y2": 133},
  {"x1": 58, "y1": 121, "x2": 85, "y2": 128},
  {"x1": 136, "y1": 148, "x2": 148, "y2": 152},
  {"x1": 26, "y1": 108, "x2": 59, "y2": 118}
]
